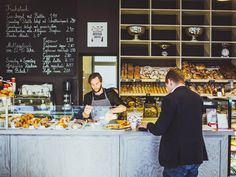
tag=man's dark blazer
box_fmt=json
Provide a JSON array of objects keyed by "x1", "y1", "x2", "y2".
[{"x1": 147, "y1": 86, "x2": 208, "y2": 168}]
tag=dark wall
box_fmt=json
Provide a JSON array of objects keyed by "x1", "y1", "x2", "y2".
[
  {"x1": 1, "y1": 0, "x2": 119, "y2": 105},
  {"x1": 77, "y1": 0, "x2": 119, "y2": 55},
  {"x1": 77, "y1": 0, "x2": 119, "y2": 104}
]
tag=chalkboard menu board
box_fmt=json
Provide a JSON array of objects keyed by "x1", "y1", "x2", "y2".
[{"x1": 0, "y1": 0, "x2": 77, "y2": 76}]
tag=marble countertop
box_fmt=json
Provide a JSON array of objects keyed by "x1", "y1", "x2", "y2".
[{"x1": 0, "y1": 126, "x2": 233, "y2": 136}]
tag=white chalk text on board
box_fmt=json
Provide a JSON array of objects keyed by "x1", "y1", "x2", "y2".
[{"x1": 5, "y1": 3, "x2": 76, "y2": 75}]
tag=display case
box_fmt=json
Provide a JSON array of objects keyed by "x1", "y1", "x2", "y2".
[
  {"x1": 0, "y1": 104, "x2": 134, "y2": 130},
  {"x1": 0, "y1": 96, "x2": 14, "y2": 129},
  {"x1": 200, "y1": 96, "x2": 236, "y2": 176},
  {"x1": 229, "y1": 97, "x2": 236, "y2": 176}
]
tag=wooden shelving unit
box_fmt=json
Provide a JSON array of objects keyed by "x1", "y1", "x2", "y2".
[{"x1": 119, "y1": 0, "x2": 236, "y2": 96}]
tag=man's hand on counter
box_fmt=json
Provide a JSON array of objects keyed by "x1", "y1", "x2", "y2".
[
  {"x1": 138, "y1": 123, "x2": 148, "y2": 132},
  {"x1": 138, "y1": 123, "x2": 148, "y2": 129}
]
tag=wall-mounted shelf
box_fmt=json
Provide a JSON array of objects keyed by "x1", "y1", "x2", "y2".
[{"x1": 119, "y1": 0, "x2": 236, "y2": 97}]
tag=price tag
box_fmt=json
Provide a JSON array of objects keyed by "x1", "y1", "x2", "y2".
[{"x1": 209, "y1": 80, "x2": 215, "y2": 83}]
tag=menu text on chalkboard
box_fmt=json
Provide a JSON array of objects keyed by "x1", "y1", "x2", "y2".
[{"x1": 2, "y1": 0, "x2": 77, "y2": 75}]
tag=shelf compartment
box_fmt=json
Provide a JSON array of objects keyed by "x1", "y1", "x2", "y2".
[
  {"x1": 152, "y1": 28, "x2": 180, "y2": 40},
  {"x1": 212, "y1": 28, "x2": 236, "y2": 41},
  {"x1": 182, "y1": 0, "x2": 210, "y2": 10},
  {"x1": 182, "y1": 11, "x2": 210, "y2": 25},
  {"x1": 152, "y1": 14, "x2": 180, "y2": 25},
  {"x1": 120, "y1": 82, "x2": 168, "y2": 96},
  {"x1": 212, "y1": 43, "x2": 235, "y2": 57},
  {"x1": 151, "y1": 42, "x2": 180, "y2": 56},
  {"x1": 121, "y1": 27, "x2": 150, "y2": 40},
  {"x1": 212, "y1": 12, "x2": 235, "y2": 26},
  {"x1": 121, "y1": 44, "x2": 150, "y2": 56},
  {"x1": 121, "y1": 0, "x2": 150, "y2": 9},
  {"x1": 212, "y1": 0, "x2": 236, "y2": 10},
  {"x1": 182, "y1": 27, "x2": 210, "y2": 41},
  {"x1": 151, "y1": 9, "x2": 180, "y2": 15},
  {"x1": 182, "y1": 58, "x2": 234, "y2": 68},
  {"x1": 121, "y1": 14, "x2": 150, "y2": 24},
  {"x1": 152, "y1": 0, "x2": 180, "y2": 9},
  {"x1": 182, "y1": 43, "x2": 210, "y2": 57}
]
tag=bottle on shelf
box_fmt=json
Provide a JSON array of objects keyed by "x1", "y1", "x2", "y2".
[{"x1": 11, "y1": 77, "x2": 16, "y2": 93}]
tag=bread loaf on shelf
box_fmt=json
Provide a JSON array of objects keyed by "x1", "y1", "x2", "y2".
[
  {"x1": 120, "y1": 83, "x2": 168, "y2": 94},
  {"x1": 134, "y1": 65, "x2": 141, "y2": 80},
  {"x1": 182, "y1": 61, "x2": 225, "y2": 80},
  {"x1": 127, "y1": 64, "x2": 134, "y2": 80}
]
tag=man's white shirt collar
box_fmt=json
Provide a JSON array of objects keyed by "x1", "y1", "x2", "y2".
[{"x1": 171, "y1": 84, "x2": 185, "y2": 93}]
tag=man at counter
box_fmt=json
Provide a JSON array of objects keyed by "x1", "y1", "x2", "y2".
[
  {"x1": 82, "y1": 72, "x2": 126, "y2": 120},
  {"x1": 139, "y1": 68, "x2": 208, "y2": 177}
]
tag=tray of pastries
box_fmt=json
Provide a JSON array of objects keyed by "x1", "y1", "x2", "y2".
[
  {"x1": 182, "y1": 62, "x2": 225, "y2": 80},
  {"x1": 105, "y1": 120, "x2": 131, "y2": 130},
  {"x1": 9, "y1": 113, "x2": 55, "y2": 129}
]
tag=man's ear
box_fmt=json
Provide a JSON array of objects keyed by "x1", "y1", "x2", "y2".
[{"x1": 169, "y1": 79, "x2": 174, "y2": 86}]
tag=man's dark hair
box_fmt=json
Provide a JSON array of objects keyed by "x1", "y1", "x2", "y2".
[
  {"x1": 165, "y1": 68, "x2": 185, "y2": 84},
  {"x1": 88, "y1": 72, "x2": 103, "y2": 84}
]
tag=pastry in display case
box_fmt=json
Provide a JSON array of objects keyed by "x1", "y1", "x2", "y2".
[
  {"x1": 142, "y1": 96, "x2": 158, "y2": 118},
  {"x1": 0, "y1": 89, "x2": 14, "y2": 97},
  {"x1": 2, "y1": 105, "x2": 140, "y2": 130},
  {"x1": 182, "y1": 61, "x2": 225, "y2": 80},
  {"x1": 105, "y1": 120, "x2": 130, "y2": 130},
  {"x1": 1, "y1": 104, "x2": 75, "y2": 130},
  {"x1": 121, "y1": 96, "x2": 160, "y2": 120}
]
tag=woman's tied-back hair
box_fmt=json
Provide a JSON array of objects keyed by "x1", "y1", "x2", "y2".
[
  {"x1": 165, "y1": 68, "x2": 185, "y2": 84},
  {"x1": 88, "y1": 72, "x2": 103, "y2": 84}
]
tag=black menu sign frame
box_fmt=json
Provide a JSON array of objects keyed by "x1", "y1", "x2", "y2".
[{"x1": 0, "y1": 0, "x2": 77, "y2": 76}]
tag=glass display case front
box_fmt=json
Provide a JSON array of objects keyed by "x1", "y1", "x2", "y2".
[
  {"x1": 0, "y1": 104, "x2": 136, "y2": 130},
  {"x1": 0, "y1": 96, "x2": 14, "y2": 129},
  {"x1": 229, "y1": 97, "x2": 236, "y2": 175}
]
